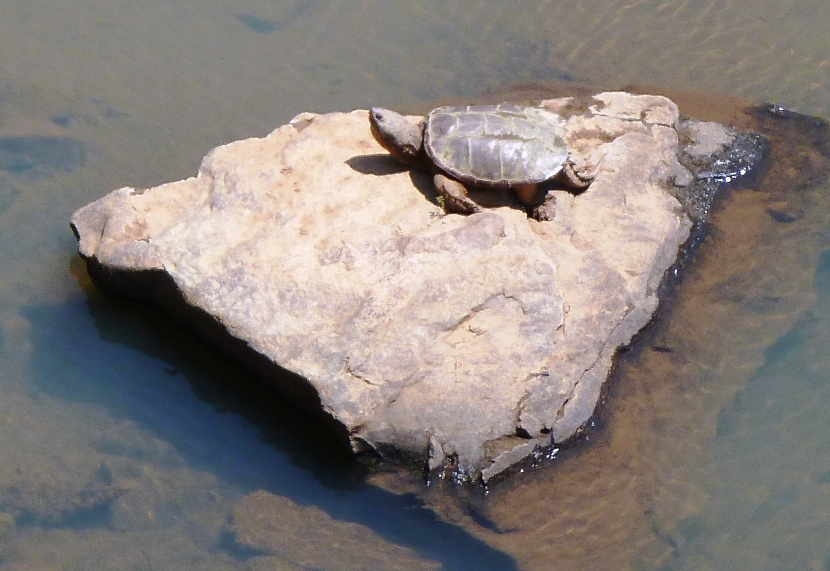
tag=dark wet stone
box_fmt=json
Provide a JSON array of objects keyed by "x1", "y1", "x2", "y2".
[
  {"x1": 0, "y1": 136, "x2": 85, "y2": 178},
  {"x1": 676, "y1": 126, "x2": 770, "y2": 222},
  {"x1": 235, "y1": 1, "x2": 318, "y2": 34},
  {"x1": 51, "y1": 114, "x2": 74, "y2": 128},
  {"x1": 757, "y1": 103, "x2": 830, "y2": 130},
  {"x1": 767, "y1": 205, "x2": 803, "y2": 223},
  {"x1": 747, "y1": 104, "x2": 830, "y2": 194},
  {"x1": 694, "y1": 131, "x2": 769, "y2": 184},
  {"x1": 235, "y1": 13, "x2": 277, "y2": 34}
]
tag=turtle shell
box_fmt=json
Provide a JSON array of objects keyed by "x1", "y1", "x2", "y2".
[{"x1": 424, "y1": 104, "x2": 570, "y2": 188}]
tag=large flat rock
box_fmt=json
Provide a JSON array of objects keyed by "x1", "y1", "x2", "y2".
[{"x1": 70, "y1": 92, "x2": 733, "y2": 481}]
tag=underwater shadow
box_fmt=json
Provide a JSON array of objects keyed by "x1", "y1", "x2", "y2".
[{"x1": 22, "y1": 275, "x2": 518, "y2": 571}]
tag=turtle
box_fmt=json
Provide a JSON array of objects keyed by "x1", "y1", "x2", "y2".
[{"x1": 368, "y1": 103, "x2": 598, "y2": 220}]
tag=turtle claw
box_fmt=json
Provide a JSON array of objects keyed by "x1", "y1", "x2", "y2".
[
  {"x1": 559, "y1": 154, "x2": 606, "y2": 189},
  {"x1": 532, "y1": 200, "x2": 556, "y2": 221},
  {"x1": 434, "y1": 174, "x2": 482, "y2": 215}
]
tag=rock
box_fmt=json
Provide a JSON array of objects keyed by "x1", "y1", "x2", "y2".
[
  {"x1": 0, "y1": 136, "x2": 86, "y2": 179},
  {"x1": 0, "y1": 462, "x2": 125, "y2": 525},
  {"x1": 70, "y1": 92, "x2": 756, "y2": 482},
  {"x1": 0, "y1": 511, "x2": 13, "y2": 537},
  {"x1": 229, "y1": 490, "x2": 440, "y2": 571}
]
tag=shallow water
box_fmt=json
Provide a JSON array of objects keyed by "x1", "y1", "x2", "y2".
[{"x1": 1, "y1": 0, "x2": 830, "y2": 569}]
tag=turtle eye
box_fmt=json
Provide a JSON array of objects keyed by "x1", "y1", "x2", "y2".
[{"x1": 369, "y1": 108, "x2": 384, "y2": 123}]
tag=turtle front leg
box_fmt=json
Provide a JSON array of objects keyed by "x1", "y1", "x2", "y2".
[
  {"x1": 558, "y1": 155, "x2": 605, "y2": 190},
  {"x1": 559, "y1": 160, "x2": 593, "y2": 189},
  {"x1": 433, "y1": 174, "x2": 482, "y2": 215}
]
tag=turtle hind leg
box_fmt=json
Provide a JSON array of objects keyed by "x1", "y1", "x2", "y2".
[
  {"x1": 433, "y1": 174, "x2": 482, "y2": 215},
  {"x1": 531, "y1": 195, "x2": 557, "y2": 221},
  {"x1": 513, "y1": 183, "x2": 541, "y2": 205}
]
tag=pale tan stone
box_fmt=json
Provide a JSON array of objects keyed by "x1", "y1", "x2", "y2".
[{"x1": 70, "y1": 93, "x2": 741, "y2": 481}]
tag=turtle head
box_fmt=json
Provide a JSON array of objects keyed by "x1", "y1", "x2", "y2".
[{"x1": 369, "y1": 107, "x2": 428, "y2": 170}]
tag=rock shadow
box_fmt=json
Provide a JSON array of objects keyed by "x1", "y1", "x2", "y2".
[{"x1": 346, "y1": 153, "x2": 408, "y2": 176}]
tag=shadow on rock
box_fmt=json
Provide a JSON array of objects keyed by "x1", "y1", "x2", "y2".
[{"x1": 346, "y1": 153, "x2": 408, "y2": 176}]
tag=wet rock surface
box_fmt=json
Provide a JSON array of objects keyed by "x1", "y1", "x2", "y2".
[{"x1": 70, "y1": 92, "x2": 764, "y2": 481}]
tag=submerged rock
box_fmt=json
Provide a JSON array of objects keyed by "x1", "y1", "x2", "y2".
[
  {"x1": 0, "y1": 135, "x2": 85, "y2": 178},
  {"x1": 0, "y1": 462, "x2": 125, "y2": 526},
  {"x1": 229, "y1": 490, "x2": 440, "y2": 570},
  {"x1": 69, "y1": 92, "x2": 761, "y2": 482}
]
